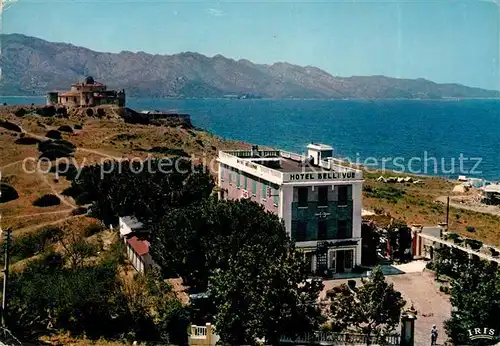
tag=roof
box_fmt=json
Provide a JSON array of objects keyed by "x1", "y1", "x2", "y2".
[
  {"x1": 484, "y1": 184, "x2": 500, "y2": 194},
  {"x1": 59, "y1": 91, "x2": 80, "y2": 97},
  {"x1": 127, "y1": 236, "x2": 150, "y2": 256},
  {"x1": 307, "y1": 143, "x2": 333, "y2": 151}
]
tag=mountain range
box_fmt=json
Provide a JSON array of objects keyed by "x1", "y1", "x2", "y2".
[{"x1": 1, "y1": 33, "x2": 499, "y2": 99}]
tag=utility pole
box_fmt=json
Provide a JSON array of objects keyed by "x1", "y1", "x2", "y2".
[
  {"x1": 446, "y1": 196, "x2": 450, "y2": 231},
  {"x1": 2, "y1": 228, "x2": 12, "y2": 328}
]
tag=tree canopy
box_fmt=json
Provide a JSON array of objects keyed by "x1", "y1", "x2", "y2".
[
  {"x1": 444, "y1": 258, "x2": 500, "y2": 345},
  {"x1": 67, "y1": 158, "x2": 214, "y2": 223},
  {"x1": 327, "y1": 266, "x2": 406, "y2": 338},
  {"x1": 150, "y1": 198, "x2": 324, "y2": 344}
]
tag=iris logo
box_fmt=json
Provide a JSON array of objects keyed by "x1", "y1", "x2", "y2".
[{"x1": 468, "y1": 328, "x2": 496, "y2": 341}]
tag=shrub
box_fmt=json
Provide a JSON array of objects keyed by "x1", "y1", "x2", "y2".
[
  {"x1": 71, "y1": 207, "x2": 88, "y2": 216},
  {"x1": 97, "y1": 108, "x2": 105, "y2": 117},
  {"x1": 465, "y1": 226, "x2": 475, "y2": 233},
  {"x1": 0, "y1": 120, "x2": 22, "y2": 132},
  {"x1": 36, "y1": 106, "x2": 56, "y2": 117},
  {"x1": 56, "y1": 107, "x2": 67, "y2": 117},
  {"x1": 0, "y1": 183, "x2": 19, "y2": 203},
  {"x1": 10, "y1": 227, "x2": 63, "y2": 261},
  {"x1": 14, "y1": 108, "x2": 27, "y2": 117},
  {"x1": 466, "y1": 239, "x2": 483, "y2": 250},
  {"x1": 33, "y1": 194, "x2": 61, "y2": 207},
  {"x1": 46, "y1": 130, "x2": 62, "y2": 139},
  {"x1": 84, "y1": 224, "x2": 103, "y2": 237},
  {"x1": 14, "y1": 136, "x2": 40, "y2": 145},
  {"x1": 196, "y1": 139, "x2": 204, "y2": 147},
  {"x1": 86, "y1": 108, "x2": 94, "y2": 117},
  {"x1": 490, "y1": 248, "x2": 499, "y2": 257},
  {"x1": 58, "y1": 125, "x2": 73, "y2": 133},
  {"x1": 38, "y1": 139, "x2": 76, "y2": 160},
  {"x1": 74, "y1": 124, "x2": 83, "y2": 130},
  {"x1": 149, "y1": 147, "x2": 189, "y2": 157}
]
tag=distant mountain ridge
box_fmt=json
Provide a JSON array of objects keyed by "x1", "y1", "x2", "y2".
[{"x1": 1, "y1": 33, "x2": 499, "y2": 99}]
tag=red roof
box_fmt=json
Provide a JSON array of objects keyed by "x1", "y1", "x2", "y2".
[{"x1": 127, "y1": 236, "x2": 150, "y2": 256}]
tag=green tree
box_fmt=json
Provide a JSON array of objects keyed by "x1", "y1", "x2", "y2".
[
  {"x1": 327, "y1": 267, "x2": 406, "y2": 339},
  {"x1": 68, "y1": 158, "x2": 214, "y2": 224},
  {"x1": 151, "y1": 198, "x2": 323, "y2": 344},
  {"x1": 444, "y1": 260, "x2": 500, "y2": 345}
]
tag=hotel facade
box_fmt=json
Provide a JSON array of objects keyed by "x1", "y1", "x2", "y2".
[{"x1": 217, "y1": 144, "x2": 364, "y2": 275}]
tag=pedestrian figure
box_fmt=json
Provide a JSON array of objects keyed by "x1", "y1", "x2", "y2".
[{"x1": 431, "y1": 324, "x2": 438, "y2": 345}]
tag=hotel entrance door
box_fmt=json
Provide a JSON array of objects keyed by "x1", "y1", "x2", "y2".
[
  {"x1": 336, "y1": 250, "x2": 345, "y2": 273},
  {"x1": 334, "y1": 249, "x2": 354, "y2": 273}
]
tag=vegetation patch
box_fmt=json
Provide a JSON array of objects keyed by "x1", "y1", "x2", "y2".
[
  {"x1": 14, "y1": 136, "x2": 40, "y2": 145},
  {"x1": 112, "y1": 133, "x2": 139, "y2": 141},
  {"x1": 14, "y1": 108, "x2": 27, "y2": 117},
  {"x1": 35, "y1": 106, "x2": 57, "y2": 117},
  {"x1": 46, "y1": 129, "x2": 62, "y2": 139},
  {"x1": 0, "y1": 120, "x2": 22, "y2": 132},
  {"x1": 0, "y1": 182, "x2": 19, "y2": 203},
  {"x1": 149, "y1": 147, "x2": 189, "y2": 157},
  {"x1": 10, "y1": 227, "x2": 63, "y2": 262},
  {"x1": 33, "y1": 194, "x2": 61, "y2": 207},
  {"x1": 58, "y1": 125, "x2": 74, "y2": 133},
  {"x1": 363, "y1": 185, "x2": 405, "y2": 203},
  {"x1": 38, "y1": 139, "x2": 76, "y2": 160}
]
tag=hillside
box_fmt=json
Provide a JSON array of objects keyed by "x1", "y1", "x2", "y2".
[{"x1": 1, "y1": 33, "x2": 499, "y2": 99}]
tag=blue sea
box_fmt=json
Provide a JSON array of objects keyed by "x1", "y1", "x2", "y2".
[{"x1": 2, "y1": 96, "x2": 500, "y2": 181}]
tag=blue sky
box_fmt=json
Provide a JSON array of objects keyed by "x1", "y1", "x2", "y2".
[{"x1": 4, "y1": 0, "x2": 500, "y2": 90}]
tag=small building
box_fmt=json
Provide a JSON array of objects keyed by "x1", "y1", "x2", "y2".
[
  {"x1": 46, "y1": 76, "x2": 125, "y2": 107},
  {"x1": 217, "y1": 143, "x2": 364, "y2": 276},
  {"x1": 119, "y1": 216, "x2": 157, "y2": 273},
  {"x1": 482, "y1": 184, "x2": 500, "y2": 205}
]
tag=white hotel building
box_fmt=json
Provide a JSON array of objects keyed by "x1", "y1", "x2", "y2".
[{"x1": 217, "y1": 143, "x2": 364, "y2": 275}]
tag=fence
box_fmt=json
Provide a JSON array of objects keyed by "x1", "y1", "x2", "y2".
[{"x1": 280, "y1": 332, "x2": 400, "y2": 345}]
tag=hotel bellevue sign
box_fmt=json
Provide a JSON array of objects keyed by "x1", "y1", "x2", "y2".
[{"x1": 287, "y1": 171, "x2": 357, "y2": 181}]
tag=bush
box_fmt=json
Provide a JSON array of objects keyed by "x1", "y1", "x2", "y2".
[
  {"x1": 149, "y1": 147, "x2": 189, "y2": 157},
  {"x1": 84, "y1": 224, "x2": 103, "y2": 237},
  {"x1": 74, "y1": 124, "x2": 83, "y2": 130},
  {"x1": 0, "y1": 120, "x2": 22, "y2": 132},
  {"x1": 14, "y1": 136, "x2": 40, "y2": 145},
  {"x1": 38, "y1": 139, "x2": 76, "y2": 160},
  {"x1": 46, "y1": 130, "x2": 62, "y2": 139},
  {"x1": 33, "y1": 194, "x2": 61, "y2": 207},
  {"x1": 0, "y1": 183, "x2": 19, "y2": 203},
  {"x1": 10, "y1": 227, "x2": 63, "y2": 261},
  {"x1": 97, "y1": 108, "x2": 105, "y2": 117},
  {"x1": 49, "y1": 162, "x2": 78, "y2": 179},
  {"x1": 86, "y1": 108, "x2": 94, "y2": 117},
  {"x1": 14, "y1": 108, "x2": 27, "y2": 117},
  {"x1": 58, "y1": 125, "x2": 73, "y2": 133},
  {"x1": 36, "y1": 106, "x2": 57, "y2": 117},
  {"x1": 465, "y1": 226, "x2": 475, "y2": 233},
  {"x1": 71, "y1": 207, "x2": 89, "y2": 216},
  {"x1": 56, "y1": 107, "x2": 68, "y2": 117}
]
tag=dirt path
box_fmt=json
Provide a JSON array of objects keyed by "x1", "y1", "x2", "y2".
[
  {"x1": 15, "y1": 214, "x2": 85, "y2": 235},
  {"x1": 2, "y1": 209, "x2": 74, "y2": 219},
  {"x1": 436, "y1": 196, "x2": 500, "y2": 216}
]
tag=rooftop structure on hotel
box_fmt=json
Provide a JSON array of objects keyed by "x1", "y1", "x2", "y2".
[
  {"x1": 46, "y1": 76, "x2": 126, "y2": 107},
  {"x1": 217, "y1": 143, "x2": 364, "y2": 276}
]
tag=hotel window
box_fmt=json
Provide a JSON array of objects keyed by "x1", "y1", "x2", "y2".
[
  {"x1": 244, "y1": 175, "x2": 248, "y2": 190},
  {"x1": 273, "y1": 188, "x2": 279, "y2": 206},
  {"x1": 236, "y1": 172, "x2": 241, "y2": 189},
  {"x1": 318, "y1": 221, "x2": 327, "y2": 240},
  {"x1": 318, "y1": 186, "x2": 328, "y2": 207},
  {"x1": 338, "y1": 185, "x2": 348, "y2": 206},
  {"x1": 337, "y1": 220, "x2": 347, "y2": 239},
  {"x1": 252, "y1": 180, "x2": 257, "y2": 196},
  {"x1": 298, "y1": 187, "x2": 308, "y2": 207},
  {"x1": 229, "y1": 170, "x2": 233, "y2": 185},
  {"x1": 296, "y1": 221, "x2": 307, "y2": 241},
  {"x1": 262, "y1": 181, "x2": 267, "y2": 200}
]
